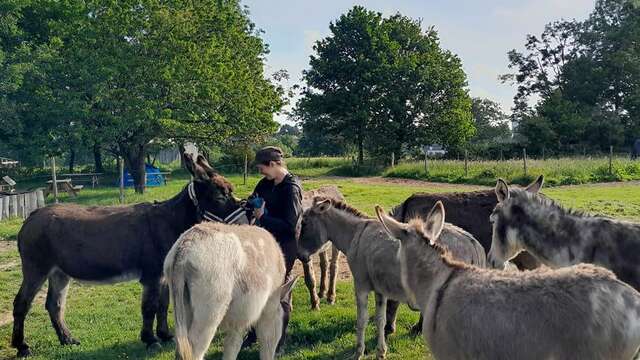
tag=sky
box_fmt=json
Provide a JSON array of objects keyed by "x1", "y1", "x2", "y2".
[{"x1": 242, "y1": 0, "x2": 595, "y2": 124}]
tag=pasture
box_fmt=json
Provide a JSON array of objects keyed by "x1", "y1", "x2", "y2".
[{"x1": 0, "y1": 174, "x2": 639, "y2": 359}]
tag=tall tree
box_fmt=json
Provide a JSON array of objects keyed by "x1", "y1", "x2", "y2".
[
  {"x1": 299, "y1": 7, "x2": 473, "y2": 164},
  {"x1": 470, "y1": 98, "x2": 511, "y2": 145}
]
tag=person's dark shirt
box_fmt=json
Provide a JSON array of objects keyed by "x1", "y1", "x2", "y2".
[{"x1": 251, "y1": 173, "x2": 302, "y2": 245}]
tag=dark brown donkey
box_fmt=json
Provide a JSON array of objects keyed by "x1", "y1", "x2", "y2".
[
  {"x1": 11, "y1": 154, "x2": 248, "y2": 358},
  {"x1": 384, "y1": 188, "x2": 540, "y2": 335}
]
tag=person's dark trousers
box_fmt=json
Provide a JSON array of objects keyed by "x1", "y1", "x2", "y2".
[{"x1": 242, "y1": 241, "x2": 297, "y2": 352}]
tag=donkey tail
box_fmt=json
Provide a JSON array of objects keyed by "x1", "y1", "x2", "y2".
[{"x1": 166, "y1": 251, "x2": 193, "y2": 360}]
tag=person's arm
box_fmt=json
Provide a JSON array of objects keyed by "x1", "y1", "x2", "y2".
[{"x1": 259, "y1": 184, "x2": 302, "y2": 238}]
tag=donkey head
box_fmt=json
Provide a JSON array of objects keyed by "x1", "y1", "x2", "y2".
[
  {"x1": 297, "y1": 198, "x2": 333, "y2": 262},
  {"x1": 487, "y1": 175, "x2": 544, "y2": 269},
  {"x1": 376, "y1": 201, "x2": 447, "y2": 307},
  {"x1": 183, "y1": 153, "x2": 247, "y2": 224}
]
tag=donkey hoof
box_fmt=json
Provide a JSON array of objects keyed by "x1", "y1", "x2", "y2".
[
  {"x1": 311, "y1": 301, "x2": 320, "y2": 311},
  {"x1": 61, "y1": 337, "x2": 80, "y2": 345},
  {"x1": 147, "y1": 342, "x2": 162, "y2": 353},
  {"x1": 409, "y1": 324, "x2": 422, "y2": 336},
  {"x1": 384, "y1": 324, "x2": 396, "y2": 337},
  {"x1": 16, "y1": 346, "x2": 31, "y2": 358},
  {"x1": 158, "y1": 332, "x2": 174, "y2": 343},
  {"x1": 327, "y1": 296, "x2": 336, "y2": 305},
  {"x1": 318, "y1": 291, "x2": 327, "y2": 299}
]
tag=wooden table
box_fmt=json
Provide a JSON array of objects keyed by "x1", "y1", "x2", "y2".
[
  {"x1": 60, "y1": 173, "x2": 102, "y2": 188},
  {"x1": 44, "y1": 179, "x2": 84, "y2": 198}
]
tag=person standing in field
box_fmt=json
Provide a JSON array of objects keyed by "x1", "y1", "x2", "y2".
[{"x1": 244, "y1": 146, "x2": 303, "y2": 352}]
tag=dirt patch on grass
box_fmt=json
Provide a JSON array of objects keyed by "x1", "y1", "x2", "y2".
[
  {"x1": 292, "y1": 252, "x2": 352, "y2": 282},
  {"x1": 0, "y1": 241, "x2": 16, "y2": 254},
  {"x1": 309, "y1": 176, "x2": 489, "y2": 191}
]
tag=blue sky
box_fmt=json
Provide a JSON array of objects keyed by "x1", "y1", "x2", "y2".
[{"x1": 242, "y1": 0, "x2": 595, "y2": 123}]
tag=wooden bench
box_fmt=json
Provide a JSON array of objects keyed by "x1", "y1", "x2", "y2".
[
  {"x1": 0, "y1": 176, "x2": 16, "y2": 193},
  {"x1": 44, "y1": 179, "x2": 83, "y2": 198},
  {"x1": 60, "y1": 173, "x2": 102, "y2": 188}
]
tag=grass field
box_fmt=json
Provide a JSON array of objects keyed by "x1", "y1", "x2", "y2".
[{"x1": 0, "y1": 174, "x2": 639, "y2": 359}]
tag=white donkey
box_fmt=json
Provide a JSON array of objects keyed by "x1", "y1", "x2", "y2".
[{"x1": 164, "y1": 222, "x2": 298, "y2": 360}]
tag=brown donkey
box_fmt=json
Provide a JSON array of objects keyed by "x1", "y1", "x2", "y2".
[
  {"x1": 377, "y1": 202, "x2": 640, "y2": 360},
  {"x1": 11, "y1": 154, "x2": 248, "y2": 357}
]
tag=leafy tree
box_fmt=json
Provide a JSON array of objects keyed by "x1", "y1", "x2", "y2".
[
  {"x1": 298, "y1": 6, "x2": 474, "y2": 164},
  {"x1": 1, "y1": 1, "x2": 284, "y2": 192},
  {"x1": 470, "y1": 98, "x2": 511, "y2": 145}
]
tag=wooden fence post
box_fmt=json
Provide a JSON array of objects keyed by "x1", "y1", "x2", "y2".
[
  {"x1": 243, "y1": 153, "x2": 248, "y2": 185},
  {"x1": 464, "y1": 150, "x2": 469, "y2": 177},
  {"x1": 609, "y1": 145, "x2": 614, "y2": 175},
  {"x1": 424, "y1": 151, "x2": 428, "y2": 175},
  {"x1": 51, "y1": 156, "x2": 59, "y2": 204},
  {"x1": 391, "y1": 152, "x2": 395, "y2": 168},
  {"x1": 523, "y1": 148, "x2": 528, "y2": 176},
  {"x1": 119, "y1": 156, "x2": 125, "y2": 204}
]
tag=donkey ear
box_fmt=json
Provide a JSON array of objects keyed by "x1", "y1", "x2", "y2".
[
  {"x1": 525, "y1": 175, "x2": 544, "y2": 194},
  {"x1": 184, "y1": 153, "x2": 209, "y2": 181},
  {"x1": 495, "y1": 178, "x2": 510, "y2": 203},
  {"x1": 424, "y1": 201, "x2": 445, "y2": 245},
  {"x1": 313, "y1": 198, "x2": 331, "y2": 213},
  {"x1": 280, "y1": 276, "x2": 299, "y2": 301},
  {"x1": 375, "y1": 205, "x2": 407, "y2": 240},
  {"x1": 196, "y1": 155, "x2": 217, "y2": 177}
]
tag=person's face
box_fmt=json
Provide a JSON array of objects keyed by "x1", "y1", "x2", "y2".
[{"x1": 257, "y1": 162, "x2": 277, "y2": 179}]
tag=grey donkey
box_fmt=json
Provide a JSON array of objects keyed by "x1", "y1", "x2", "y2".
[
  {"x1": 377, "y1": 201, "x2": 640, "y2": 360},
  {"x1": 164, "y1": 222, "x2": 298, "y2": 360},
  {"x1": 488, "y1": 175, "x2": 640, "y2": 291},
  {"x1": 297, "y1": 197, "x2": 485, "y2": 359},
  {"x1": 300, "y1": 185, "x2": 343, "y2": 309}
]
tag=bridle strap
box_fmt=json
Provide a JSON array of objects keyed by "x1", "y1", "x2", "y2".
[{"x1": 187, "y1": 182, "x2": 245, "y2": 224}]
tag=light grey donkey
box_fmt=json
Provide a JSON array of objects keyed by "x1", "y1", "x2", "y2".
[
  {"x1": 164, "y1": 222, "x2": 298, "y2": 360},
  {"x1": 298, "y1": 197, "x2": 485, "y2": 359},
  {"x1": 377, "y1": 201, "x2": 640, "y2": 360},
  {"x1": 488, "y1": 175, "x2": 640, "y2": 291}
]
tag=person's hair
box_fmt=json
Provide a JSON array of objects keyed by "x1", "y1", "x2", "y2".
[{"x1": 255, "y1": 146, "x2": 286, "y2": 167}]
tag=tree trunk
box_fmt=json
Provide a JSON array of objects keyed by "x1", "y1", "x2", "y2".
[
  {"x1": 93, "y1": 143, "x2": 104, "y2": 173},
  {"x1": 122, "y1": 144, "x2": 146, "y2": 194},
  {"x1": 68, "y1": 148, "x2": 76, "y2": 173},
  {"x1": 357, "y1": 135, "x2": 364, "y2": 166}
]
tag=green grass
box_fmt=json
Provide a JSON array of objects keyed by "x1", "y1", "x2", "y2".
[
  {"x1": 384, "y1": 157, "x2": 640, "y2": 186},
  {"x1": 1, "y1": 176, "x2": 640, "y2": 359}
]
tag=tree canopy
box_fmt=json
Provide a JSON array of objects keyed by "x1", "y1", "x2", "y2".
[{"x1": 296, "y1": 6, "x2": 474, "y2": 163}]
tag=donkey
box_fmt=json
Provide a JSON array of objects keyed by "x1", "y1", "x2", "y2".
[
  {"x1": 488, "y1": 175, "x2": 640, "y2": 291},
  {"x1": 377, "y1": 201, "x2": 640, "y2": 360},
  {"x1": 390, "y1": 189, "x2": 540, "y2": 270},
  {"x1": 164, "y1": 221, "x2": 298, "y2": 360},
  {"x1": 300, "y1": 185, "x2": 343, "y2": 310},
  {"x1": 11, "y1": 153, "x2": 248, "y2": 358},
  {"x1": 298, "y1": 197, "x2": 485, "y2": 359}
]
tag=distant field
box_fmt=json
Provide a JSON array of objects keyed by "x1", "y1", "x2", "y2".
[
  {"x1": 0, "y1": 175, "x2": 639, "y2": 359},
  {"x1": 287, "y1": 156, "x2": 640, "y2": 186}
]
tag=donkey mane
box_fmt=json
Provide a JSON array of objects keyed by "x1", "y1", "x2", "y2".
[
  {"x1": 511, "y1": 188, "x2": 588, "y2": 218},
  {"x1": 314, "y1": 196, "x2": 370, "y2": 219},
  {"x1": 211, "y1": 174, "x2": 234, "y2": 193},
  {"x1": 407, "y1": 218, "x2": 471, "y2": 270}
]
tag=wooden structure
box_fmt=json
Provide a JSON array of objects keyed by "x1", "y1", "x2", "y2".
[
  {"x1": 44, "y1": 179, "x2": 84, "y2": 198},
  {"x1": 0, "y1": 189, "x2": 45, "y2": 220},
  {"x1": 1, "y1": 176, "x2": 16, "y2": 192},
  {"x1": 60, "y1": 173, "x2": 102, "y2": 188}
]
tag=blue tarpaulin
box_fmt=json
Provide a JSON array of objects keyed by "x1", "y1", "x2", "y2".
[{"x1": 120, "y1": 164, "x2": 165, "y2": 187}]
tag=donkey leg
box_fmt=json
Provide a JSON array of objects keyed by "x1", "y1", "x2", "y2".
[
  {"x1": 156, "y1": 282, "x2": 173, "y2": 342},
  {"x1": 410, "y1": 314, "x2": 424, "y2": 336},
  {"x1": 189, "y1": 288, "x2": 231, "y2": 360},
  {"x1": 12, "y1": 262, "x2": 50, "y2": 357},
  {"x1": 302, "y1": 260, "x2": 320, "y2": 310},
  {"x1": 354, "y1": 287, "x2": 369, "y2": 360},
  {"x1": 374, "y1": 293, "x2": 388, "y2": 359},
  {"x1": 45, "y1": 270, "x2": 79, "y2": 346},
  {"x1": 318, "y1": 250, "x2": 329, "y2": 299},
  {"x1": 327, "y1": 246, "x2": 340, "y2": 305},
  {"x1": 222, "y1": 329, "x2": 244, "y2": 360},
  {"x1": 384, "y1": 300, "x2": 400, "y2": 336},
  {"x1": 140, "y1": 281, "x2": 162, "y2": 350}
]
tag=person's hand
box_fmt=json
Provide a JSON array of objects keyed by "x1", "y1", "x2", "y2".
[{"x1": 253, "y1": 202, "x2": 265, "y2": 220}]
